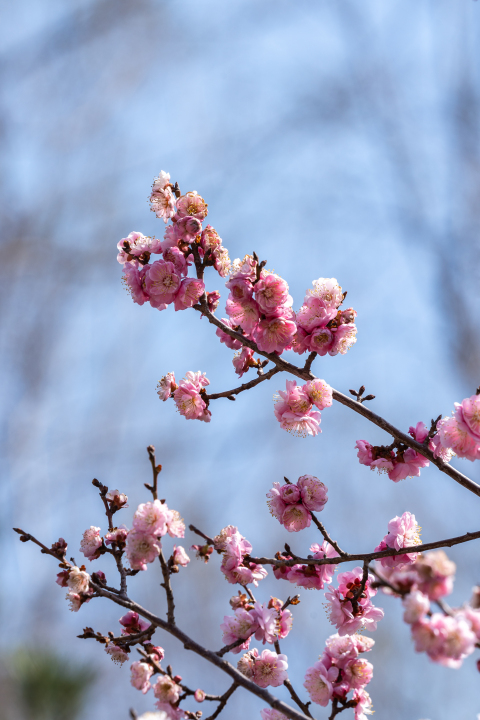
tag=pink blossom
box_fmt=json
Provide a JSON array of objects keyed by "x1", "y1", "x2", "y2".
[
  {"x1": 279, "y1": 483, "x2": 301, "y2": 504},
  {"x1": 355, "y1": 440, "x2": 374, "y2": 466},
  {"x1": 166, "y1": 511, "x2": 185, "y2": 538},
  {"x1": 117, "y1": 232, "x2": 162, "y2": 265},
  {"x1": 260, "y1": 710, "x2": 289, "y2": 720},
  {"x1": 173, "y1": 382, "x2": 207, "y2": 420},
  {"x1": 174, "y1": 215, "x2": 203, "y2": 243},
  {"x1": 153, "y1": 675, "x2": 181, "y2": 704},
  {"x1": 233, "y1": 347, "x2": 255, "y2": 377},
  {"x1": 306, "y1": 327, "x2": 334, "y2": 355},
  {"x1": 176, "y1": 191, "x2": 208, "y2": 221},
  {"x1": 67, "y1": 567, "x2": 90, "y2": 594},
  {"x1": 330, "y1": 323, "x2": 357, "y2": 355},
  {"x1": 66, "y1": 592, "x2": 82, "y2": 612},
  {"x1": 296, "y1": 297, "x2": 337, "y2": 332},
  {"x1": 415, "y1": 550, "x2": 456, "y2": 600},
  {"x1": 326, "y1": 567, "x2": 384, "y2": 635},
  {"x1": 163, "y1": 246, "x2": 189, "y2": 277},
  {"x1": 207, "y1": 290, "x2": 221, "y2": 313},
  {"x1": 157, "y1": 372, "x2": 177, "y2": 401},
  {"x1": 429, "y1": 429, "x2": 455, "y2": 463},
  {"x1": 221, "y1": 560, "x2": 268, "y2": 587},
  {"x1": 272, "y1": 558, "x2": 294, "y2": 582},
  {"x1": 215, "y1": 318, "x2": 243, "y2": 350},
  {"x1": 288, "y1": 542, "x2": 338, "y2": 590},
  {"x1": 251, "y1": 602, "x2": 285, "y2": 644},
  {"x1": 305, "y1": 379, "x2": 332, "y2": 410},
  {"x1": 120, "y1": 610, "x2": 150, "y2": 634},
  {"x1": 303, "y1": 660, "x2": 337, "y2": 706},
  {"x1": 174, "y1": 278, "x2": 205, "y2": 311},
  {"x1": 375, "y1": 512, "x2": 422, "y2": 568},
  {"x1": 105, "y1": 525, "x2": 128, "y2": 547},
  {"x1": 352, "y1": 688, "x2": 374, "y2": 719},
  {"x1": 149, "y1": 646, "x2": 165, "y2": 663},
  {"x1": 254, "y1": 273, "x2": 290, "y2": 314},
  {"x1": 266, "y1": 483, "x2": 287, "y2": 522},
  {"x1": 130, "y1": 661, "x2": 153, "y2": 694},
  {"x1": 281, "y1": 504, "x2": 311, "y2": 532},
  {"x1": 226, "y1": 275, "x2": 254, "y2": 302},
  {"x1": 387, "y1": 448, "x2": 429, "y2": 482},
  {"x1": 291, "y1": 327, "x2": 310, "y2": 354},
  {"x1": 201, "y1": 224, "x2": 222, "y2": 252},
  {"x1": 105, "y1": 644, "x2": 129, "y2": 665},
  {"x1": 155, "y1": 703, "x2": 185, "y2": 719},
  {"x1": 455, "y1": 394, "x2": 480, "y2": 442},
  {"x1": 172, "y1": 545, "x2": 190, "y2": 567},
  {"x1": 80, "y1": 526, "x2": 103, "y2": 561},
  {"x1": 274, "y1": 380, "x2": 321, "y2": 437},
  {"x1": 437, "y1": 415, "x2": 480, "y2": 461},
  {"x1": 56, "y1": 570, "x2": 69, "y2": 587},
  {"x1": 106, "y1": 489, "x2": 128, "y2": 509},
  {"x1": 123, "y1": 264, "x2": 150, "y2": 306},
  {"x1": 194, "y1": 689, "x2": 205, "y2": 702},
  {"x1": 412, "y1": 614, "x2": 476, "y2": 668},
  {"x1": 133, "y1": 500, "x2": 172, "y2": 536},
  {"x1": 371, "y1": 457, "x2": 394, "y2": 473},
  {"x1": 324, "y1": 634, "x2": 374, "y2": 665},
  {"x1": 253, "y1": 317, "x2": 297, "y2": 354},
  {"x1": 402, "y1": 590, "x2": 430, "y2": 624},
  {"x1": 225, "y1": 297, "x2": 260, "y2": 334},
  {"x1": 229, "y1": 254, "x2": 257, "y2": 281},
  {"x1": 220, "y1": 608, "x2": 257, "y2": 653},
  {"x1": 150, "y1": 171, "x2": 176, "y2": 222},
  {"x1": 343, "y1": 658, "x2": 373, "y2": 689},
  {"x1": 297, "y1": 475, "x2": 328, "y2": 512},
  {"x1": 213, "y1": 246, "x2": 231, "y2": 277},
  {"x1": 307, "y1": 277, "x2": 343, "y2": 306},
  {"x1": 126, "y1": 530, "x2": 162, "y2": 571},
  {"x1": 238, "y1": 648, "x2": 288, "y2": 688}
]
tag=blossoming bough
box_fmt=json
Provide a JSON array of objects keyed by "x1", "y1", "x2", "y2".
[{"x1": 15, "y1": 172, "x2": 480, "y2": 720}]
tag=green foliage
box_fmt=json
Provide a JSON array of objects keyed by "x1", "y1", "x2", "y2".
[{"x1": 11, "y1": 649, "x2": 96, "y2": 720}]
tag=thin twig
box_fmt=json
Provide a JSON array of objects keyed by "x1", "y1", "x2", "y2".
[
  {"x1": 274, "y1": 640, "x2": 312, "y2": 718},
  {"x1": 204, "y1": 682, "x2": 239, "y2": 720},
  {"x1": 205, "y1": 366, "x2": 281, "y2": 401},
  {"x1": 189, "y1": 524, "x2": 215, "y2": 545},
  {"x1": 309, "y1": 513, "x2": 346, "y2": 557},
  {"x1": 146, "y1": 445, "x2": 162, "y2": 501},
  {"x1": 158, "y1": 549, "x2": 176, "y2": 625}
]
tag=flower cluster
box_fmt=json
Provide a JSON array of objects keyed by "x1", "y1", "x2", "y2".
[
  {"x1": 220, "y1": 595, "x2": 292, "y2": 654},
  {"x1": 237, "y1": 648, "x2": 288, "y2": 688},
  {"x1": 304, "y1": 633, "x2": 374, "y2": 719},
  {"x1": 274, "y1": 378, "x2": 332, "y2": 437},
  {"x1": 273, "y1": 541, "x2": 339, "y2": 590},
  {"x1": 214, "y1": 526, "x2": 267, "y2": 587},
  {"x1": 374, "y1": 512, "x2": 422, "y2": 569},
  {"x1": 267, "y1": 474, "x2": 328, "y2": 531},
  {"x1": 355, "y1": 421, "x2": 431, "y2": 481},
  {"x1": 126, "y1": 500, "x2": 185, "y2": 571},
  {"x1": 325, "y1": 567, "x2": 384, "y2": 636},
  {"x1": 433, "y1": 393, "x2": 480, "y2": 462}
]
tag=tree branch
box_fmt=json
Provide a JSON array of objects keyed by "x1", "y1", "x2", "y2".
[
  {"x1": 192, "y1": 302, "x2": 480, "y2": 498},
  {"x1": 158, "y1": 548, "x2": 176, "y2": 625},
  {"x1": 309, "y1": 513, "x2": 346, "y2": 557},
  {"x1": 205, "y1": 366, "x2": 281, "y2": 401}
]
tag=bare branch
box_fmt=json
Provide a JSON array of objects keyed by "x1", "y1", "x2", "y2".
[
  {"x1": 205, "y1": 365, "x2": 281, "y2": 401},
  {"x1": 158, "y1": 549, "x2": 176, "y2": 625},
  {"x1": 145, "y1": 445, "x2": 162, "y2": 500},
  {"x1": 309, "y1": 513, "x2": 346, "y2": 557}
]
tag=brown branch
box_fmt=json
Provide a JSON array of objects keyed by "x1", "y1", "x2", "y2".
[
  {"x1": 303, "y1": 352, "x2": 317, "y2": 373},
  {"x1": 204, "y1": 682, "x2": 239, "y2": 720},
  {"x1": 189, "y1": 524, "x2": 215, "y2": 546},
  {"x1": 158, "y1": 548, "x2": 176, "y2": 625},
  {"x1": 205, "y1": 366, "x2": 281, "y2": 401},
  {"x1": 274, "y1": 640, "x2": 312, "y2": 718},
  {"x1": 248, "y1": 528, "x2": 480, "y2": 567},
  {"x1": 309, "y1": 513, "x2": 346, "y2": 557},
  {"x1": 145, "y1": 445, "x2": 162, "y2": 501},
  {"x1": 216, "y1": 637, "x2": 251, "y2": 657},
  {"x1": 192, "y1": 302, "x2": 480, "y2": 498}
]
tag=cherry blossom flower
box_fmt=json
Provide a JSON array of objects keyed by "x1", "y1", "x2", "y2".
[
  {"x1": 296, "y1": 297, "x2": 337, "y2": 332},
  {"x1": 233, "y1": 347, "x2": 255, "y2": 377},
  {"x1": 173, "y1": 381, "x2": 208, "y2": 420},
  {"x1": 207, "y1": 289, "x2": 221, "y2": 312},
  {"x1": 253, "y1": 317, "x2": 297, "y2": 354},
  {"x1": 105, "y1": 644, "x2": 129, "y2": 665},
  {"x1": 352, "y1": 688, "x2": 374, "y2": 719},
  {"x1": 157, "y1": 372, "x2": 177, "y2": 401},
  {"x1": 402, "y1": 590, "x2": 430, "y2": 624},
  {"x1": 145, "y1": 261, "x2": 181, "y2": 305},
  {"x1": 305, "y1": 379, "x2": 333, "y2": 410},
  {"x1": 281, "y1": 503, "x2": 311, "y2": 532},
  {"x1": 174, "y1": 216, "x2": 203, "y2": 243},
  {"x1": 375, "y1": 512, "x2": 422, "y2": 568},
  {"x1": 303, "y1": 659, "x2": 337, "y2": 706},
  {"x1": 155, "y1": 703, "x2": 185, "y2": 719},
  {"x1": 226, "y1": 275, "x2": 254, "y2": 303},
  {"x1": 291, "y1": 327, "x2": 310, "y2": 354},
  {"x1": 274, "y1": 380, "x2": 321, "y2": 437},
  {"x1": 355, "y1": 440, "x2": 374, "y2": 466},
  {"x1": 237, "y1": 648, "x2": 288, "y2": 688},
  {"x1": 106, "y1": 489, "x2": 128, "y2": 509},
  {"x1": 414, "y1": 550, "x2": 456, "y2": 600},
  {"x1": 325, "y1": 567, "x2": 384, "y2": 635},
  {"x1": 119, "y1": 610, "x2": 151, "y2": 634},
  {"x1": 117, "y1": 232, "x2": 162, "y2": 265},
  {"x1": 215, "y1": 318, "x2": 243, "y2": 350},
  {"x1": 67, "y1": 566, "x2": 90, "y2": 594},
  {"x1": 454, "y1": 394, "x2": 480, "y2": 442},
  {"x1": 343, "y1": 658, "x2": 373, "y2": 689},
  {"x1": 287, "y1": 542, "x2": 338, "y2": 590},
  {"x1": 225, "y1": 297, "x2": 260, "y2": 334},
  {"x1": 220, "y1": 608, "x2": 257, "y2": 653},
  {"x1": 150, "y1": 172, "x2": 176, "y2": 222},
  {"x1": 123, "y1": 264, "x2": 150, "y2": 306},
  {"x1": 137, "y1": 713, "x2": 170, "y2": 720},
  {"x1": 436, "y1": 415, "x2": 480, "y2": 461},
  {"x1": 80, "y1": 526, "x2": 103, "y2": 561},
  {"x1": 172, "y1": 545, "x2": 190, "y2": 567},
  {"x1": 330, "y1": 323, "x2": 357, "y2": 355},
  {"x1": 166, "y1": 510, "x2": 185, "y2": 538},
  {"x1": 174, "y1": 278, "x2": 205, "y2": 311},
  {"x1": 153, "y1": 675, "x2": 181, "y2": 704},
  {"x1": 194, "y1": 689, "x2": 205, "y2": 702},
  {"x1": 297, "y1": 475, "x2": 328, "y2": 511},
  {"x1": 254, "y1": 273, "x2": 290, "y2": 314},
  {"x1": 104, "y1": 525, "x2": 128, "y2": 546},
  {"x1": 133, "y1": 500, "x2": 172, "y2": 536},
  {"x1": 306, "y1": 327, "x2": 334, "y2": 355},
  {"x1": 126, "y1": 530, "x2": 162, "y2": 571},
  {"x1": 176, "y1": 191, "x2": 208, "y2": 221},
  {"x1": 131, "y1": 661, "x2": 153, "y2": 694}
]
